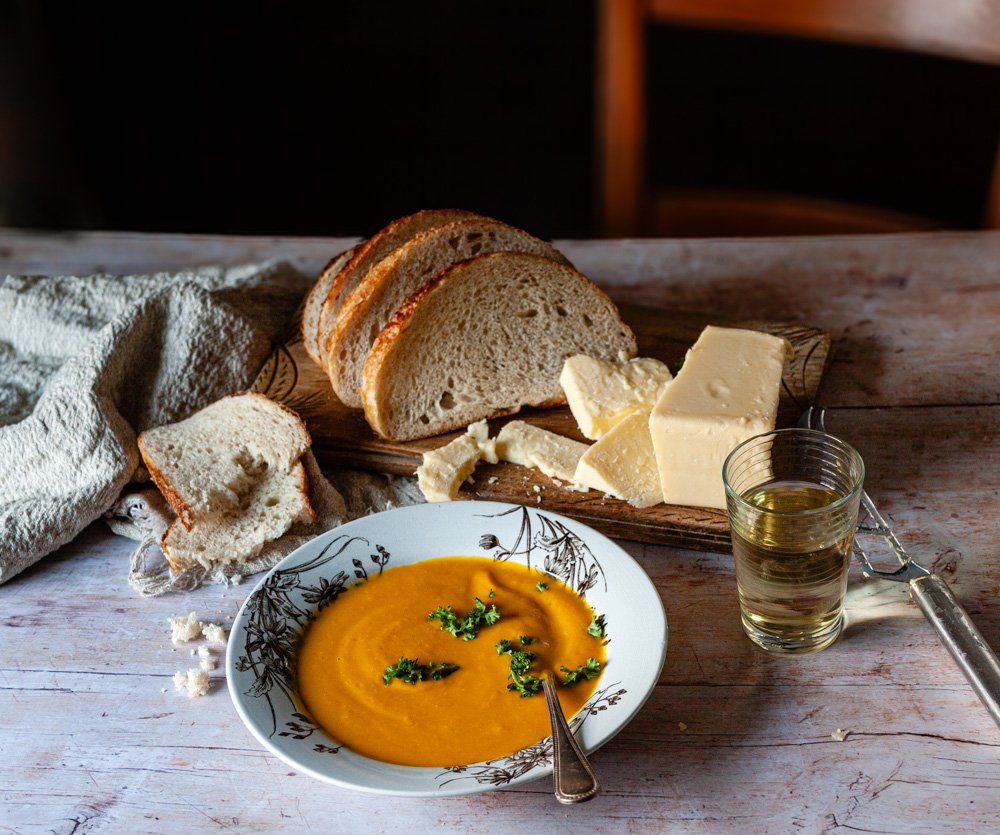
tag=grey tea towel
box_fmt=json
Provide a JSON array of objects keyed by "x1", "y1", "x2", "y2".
[{"x1": 0, "y1": 261, "x2": 330, "y2": 587}]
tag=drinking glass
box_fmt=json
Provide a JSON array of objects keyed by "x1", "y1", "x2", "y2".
[{"x1": 722, "y1": 429, "x2": 865, "y2": 653}]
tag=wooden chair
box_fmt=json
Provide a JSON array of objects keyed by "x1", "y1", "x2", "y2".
[{"x1": 596, "y1": 0, "x2": 1000, "y2": 236}]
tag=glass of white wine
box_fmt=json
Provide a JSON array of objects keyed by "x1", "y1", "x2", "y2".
[{"x1": 723, "y1": 429, "x2": 865, "y2": 653}]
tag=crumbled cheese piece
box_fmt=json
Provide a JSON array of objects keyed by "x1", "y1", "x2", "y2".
[
  {"x1": 832, "y1": 728, "x2": 849, "y2": 741},
  {"x1": 532, "y1": 484, "x2": 541, "y2": 493},
  {"x1": 170, "y1": 612, "x2": 203, "y2": 644},
  {"x1": 561, "y1": 354, "x2": 674, "y2": 440},
  {"x1": 573, "y1": 411, "x2": 661, "y2": 508},
  {"x1": 416, "y1": 420, "x2": 496, "y2": 502},
  {"x1": 173, "y1": 668, "x2": 211, "y2": 698},
  {"x1": 487, "y1": 476, "x2": 499, "y2": 485},
  {"x1": 495, "y1": 421, "x2": 589, "y2": 483},
  {"x1": 202, "y1": 622, "x2": 226, "y2": 643}
]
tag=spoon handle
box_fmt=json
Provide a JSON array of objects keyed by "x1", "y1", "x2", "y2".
[{"x1": 541, "y1": 677, "x2": 601, "y2": 804}]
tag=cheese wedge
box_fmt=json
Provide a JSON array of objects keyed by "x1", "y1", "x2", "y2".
[
  {"x1": 495, "y1": 421, "x2": 588, "y2": 483},
  {"x1": 573, "y1": 412, "x2": 661, "y2": 508},
  {"x1": 416, "y1": 421, "x2": 495, "y2": 502},
  {"x1": 561, "y1": 355, "x2": 673, "y2": 440},
  {"x1": 649, "y1": 326, "x2": 792, "y2": 510}
]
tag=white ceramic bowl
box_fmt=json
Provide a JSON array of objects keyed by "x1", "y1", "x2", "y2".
[{"x1": 226, "y1": 500, "x2": 667, "y2": 797}]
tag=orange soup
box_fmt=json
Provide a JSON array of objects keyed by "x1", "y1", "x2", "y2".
[{"x1": 295, "y1": 556, "x2": 606, "y2": 767}]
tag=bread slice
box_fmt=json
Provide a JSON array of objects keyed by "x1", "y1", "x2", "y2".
[
  {"x1": 361, "y1": 252, "x2": 637, "y2": 441},
  {"x1": 161, "y1": 460, "x2": 316, "y2": 571},
  {"x1": 302, "y1": 245, "x2": 357, "y2": 367},
  {"x1": 137, "y1": 393, "x2": 311, "y2": 530},
  {"x1": 314, "y1": 209, "x2": 478, "y2": 372},
  {"x1": 327, "y1": 217, "x2": 572, "y2": 408}
]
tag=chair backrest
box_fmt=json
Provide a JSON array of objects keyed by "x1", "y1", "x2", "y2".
[{"x1": 597, "y1": 0, "x2": 1000, "y2": 236}]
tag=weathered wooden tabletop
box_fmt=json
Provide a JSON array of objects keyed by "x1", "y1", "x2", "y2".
[{"x1": 3, "y1": 229, "x2": 999, "y2": 834}]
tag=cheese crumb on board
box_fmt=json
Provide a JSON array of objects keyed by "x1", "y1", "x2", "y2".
[
  {"x1": 561, "y1": 355, "x2": 674, "y2": 440},
  {"x1": 495, "y1": 421, "x2": 589, "y2": 483},
  {"x1": 574, "y1": 411, "x2": 661, "y2": 508},
  {"x1": 832, "y1": 728, "x2": 850, "y2": 741},
  {"x1": 649, "y1": 326, "x2": 792, "y2": 510},
  {"x1": 170, "y1": 612, "x2": 203, "y2": 644},
  {"x1": 416, "y1": 420, "x2": 494, "y2": 502},
  {"x1": 202, "y1": 622, "x2": 226, "y2": 643},
  {"x1": 173, "y1": 668, "x2": 211, "y2": 698}
]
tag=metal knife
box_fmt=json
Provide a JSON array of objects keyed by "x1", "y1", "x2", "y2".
[{"x1": 800, "y1": 406, "x2": 1000, "y2": 728}]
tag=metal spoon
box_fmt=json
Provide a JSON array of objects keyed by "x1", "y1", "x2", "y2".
[{"x1": 541, "y1": 676, "x2": 601, "y2": 803}]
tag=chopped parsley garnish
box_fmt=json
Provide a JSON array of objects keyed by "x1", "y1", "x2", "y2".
[
  {"x1": 587, "y1": 614, "x2": 607, "y2": 638},
  {"x1": 428, "y1": 596, "x2": 500, "y2": 640},
  {"x1": 519, "y1": 634, "x2": 536, "y2": 645},
  {"x1": 488, "y1": 588, "x2": 495, "y2": 599},
  {"x1": 497, "y1": 644, "x2": 542, "y2": 697},
  {"x1": 383, "y1": 657, "x2": 459, "y2": 685},
  {"x1": 560, "y1": 658, "x2": 602, "y2": 686},
  {"x1": 536, "y1": 581, "x2": 548, "y2": 593}
]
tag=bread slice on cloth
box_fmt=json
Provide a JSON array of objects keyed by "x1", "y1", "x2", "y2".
[
  {"x1": 328, "y1": 217, "x2": 571, "y2": 408},
  {"x1": 137, "y1": 392, "x2": 311, "y2": 530},
  {"x1": 302, "y1": 245, "x2": 357, "y2": 367},
  {"x1": 314, "y1": 209, "x2": 478, "y2": 371},
  {"x1": 361, "y1": 252, "x2": 637, "y2": 441},
  {"x1": 160, "y1": 460, "x2": 316, "y2": 571}
]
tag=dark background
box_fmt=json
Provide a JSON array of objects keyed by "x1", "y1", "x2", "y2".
[{"x1": 1, "y1": 1, "x2": 998, "y2": 239}]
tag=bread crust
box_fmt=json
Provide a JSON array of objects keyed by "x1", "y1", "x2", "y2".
[
  {"x1": 326, "y1": 216, "x2": 572, "y2": 408},
  {"x1": 361, "y1": 252, "x2": 636, "y2": 440},
  {"x1": 302, "y1": 245, "x2": 357, "y2": 366},
  {"x1": 315, "y1": 210, "x2": 479, "y2": 379}
]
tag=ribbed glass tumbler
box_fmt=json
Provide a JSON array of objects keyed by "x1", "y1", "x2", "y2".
[{"x1": 723, "y1": 429, "x2": 865, "y2": 653}]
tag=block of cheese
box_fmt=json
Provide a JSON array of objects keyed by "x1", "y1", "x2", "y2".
[
  {"x1": 573, "y1": 412, "x2": 661, "y2": 508},
  {"x1": 495, "y1": 420, "x2": 589, "y2": 483},
  {"x1": 560, "y1": 355, "x2": 673, "y2": 440},
  {"x1": 649, "y1": 326, "x2": 792, "y2": 510},
  {"x1": 416, "y1": 420, "x2": 496, "y2": 502}
]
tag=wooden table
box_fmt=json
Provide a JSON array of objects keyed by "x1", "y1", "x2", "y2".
[{"x1": 3, "y1": 229, "x2": 1000, "y2": 833}]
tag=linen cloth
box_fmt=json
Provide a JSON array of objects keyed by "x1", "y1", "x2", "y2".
[{"x1": 0, "y1": 261, "x2": 419, "y2": 592}]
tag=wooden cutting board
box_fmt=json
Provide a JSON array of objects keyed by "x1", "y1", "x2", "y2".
[{"x1": 252, "y1": 303, "x2": 830, "y2": 550}]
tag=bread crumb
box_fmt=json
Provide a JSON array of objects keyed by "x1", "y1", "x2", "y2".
[
  {"x1": 197, "y1": 646, "x2": 216, "y2": 672},
  {"x1": 488, "y1": 476, "x2": 499, "y2": 485},
  {"x1": 678, "y1": 722, "x2": 688, "y2": 732},
  {"x1": 202, "y1": 622, "x2": 226, "y2": 643},
  {"x1": 170, "y1": 612, "x2": 203, "y2": 643},
  {"x1": 173, "y1": 668, "x2": 211, "y2": 698},
  {"x1": 532, "y1": 485, "x2": 540, "y2": 493},
  {"x1": 832, "y1": 728, "x2": 849, "y2": 741}
]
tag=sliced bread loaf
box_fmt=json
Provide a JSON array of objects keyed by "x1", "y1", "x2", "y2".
[
  {"x1": 361, "y1": 252, "x2": 637, "y2": 441},
  {"x1": 161, "y1": 460, "x2": 316, "y2": 571},
  {"x1": 137, "y1": 392, "x2": 311, "y2": 530},
  {"x1": 327, "y1": 217, "x2": 572, "y2": 408},
  {"x1": 315, "y1": 209, "x2": 478, "y2": 371},
  {"x1": 302, "y1": 245, "x2": 357, "y2": 367}
]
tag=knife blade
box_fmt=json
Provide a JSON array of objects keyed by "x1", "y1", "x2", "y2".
[{"x1": 800, "y1": 406, "x2": 1000, "y2": 728}]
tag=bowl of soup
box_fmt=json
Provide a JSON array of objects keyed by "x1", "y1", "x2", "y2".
[{"x1": 226, "y1": 501, "x2": 667, "y2": 797}]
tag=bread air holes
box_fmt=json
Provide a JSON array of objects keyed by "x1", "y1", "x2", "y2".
[
  {"x1": 582, "y1": 313, "x2": 593, "y2": 328},
  {"x1": 556, "y1": 304, "x2": 568, "y2": 317},
  {"x1": 439, "y1": 391, "x2": 455, "y2": 411},
  {"x1": 516, "y1": 308, "x2": 538, "y2": 318},
  {"x1": 264, "y1": 496, "x2": 279, "y2": 507}
]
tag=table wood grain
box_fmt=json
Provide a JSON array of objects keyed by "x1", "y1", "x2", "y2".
[{"x1": 3, "y1": 229, "x2": 1000, "y2": 834}]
